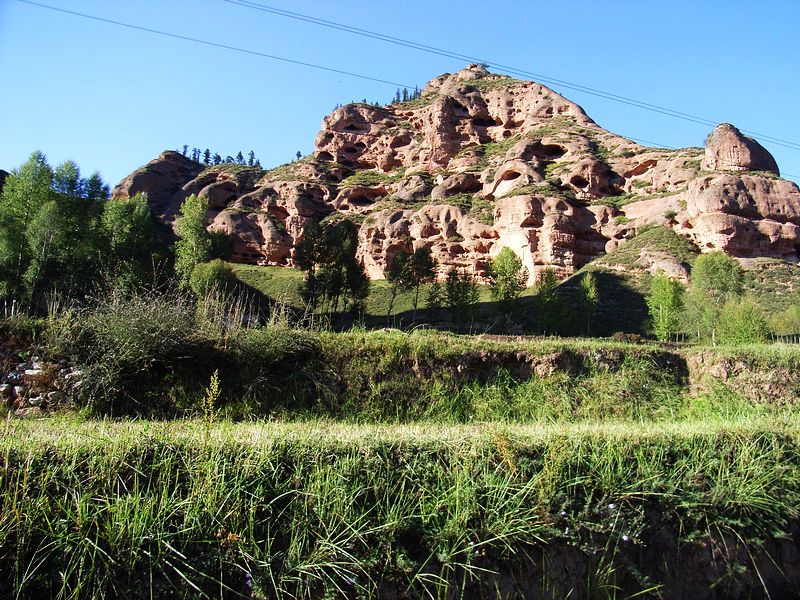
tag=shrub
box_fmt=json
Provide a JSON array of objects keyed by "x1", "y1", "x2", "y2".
[
  {"x1": 77, "y1": 290, "x2": 202, "y2": 415},
  {"x1": 718, "y1": 298, "x2": 770, "y2": 345},
  {"x1": 189, "y1": 259, "x2": 237, "y2": 298}
]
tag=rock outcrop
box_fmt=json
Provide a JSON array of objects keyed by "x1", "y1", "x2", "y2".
[
  {"x1": 702, "y1": 123, "x2": 780, "y2": 175},
  {"x1": 114, "y1": 65, "x2": 800, "y2": 280}
]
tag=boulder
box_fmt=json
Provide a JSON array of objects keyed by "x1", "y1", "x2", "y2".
[{"x1": 702, "y1": 123, "x2": 779, "y2": 175}]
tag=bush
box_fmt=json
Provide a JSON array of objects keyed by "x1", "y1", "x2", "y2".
[
  {"x1": 189, "y1": 259, "x2": 237, "y2": 298},
  {"x1": 718, "y1": 298, "x2": 770, "y2": 345},
  {"x1": 77, "y1": 290, "x2": 202, "y2": 415}
]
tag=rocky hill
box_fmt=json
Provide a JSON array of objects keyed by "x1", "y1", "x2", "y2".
[{"x1": 113, "y1": 64, "x2": 800, "y2": 283}]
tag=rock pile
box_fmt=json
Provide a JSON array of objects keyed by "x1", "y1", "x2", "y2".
[{"x1": 0, "y1": 358, "x2": 80, "y2": 418}]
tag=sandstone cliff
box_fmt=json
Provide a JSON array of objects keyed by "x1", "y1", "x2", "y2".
[{"x1": 113, "y1": 65, "x2": 800, "y2": 283}]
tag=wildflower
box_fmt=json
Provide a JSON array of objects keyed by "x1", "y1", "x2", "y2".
[
  {"x1": 564, "y1": 526, "x2": 570, "y2": 534},
  {"x1": 608, "y1": 503, "x2": 617, "y2": 510},
  {"x1": 244, "y1": 572, "x2": 254, "y2": 590},
  {"x1": 622, "y1": 535, "x2": 630, "y2": 542}
]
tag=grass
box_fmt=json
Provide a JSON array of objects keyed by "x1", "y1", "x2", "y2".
[
  {"x1": 594, "y1": 226, "x2": 699, "y2": 271},
  {"x1": 3, "y1": 415, "x2": 799, "y2": 598}
]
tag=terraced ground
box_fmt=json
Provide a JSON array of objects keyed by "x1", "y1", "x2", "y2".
[{"x1": 3, "y1": 310, "x2": 800, "y2": 598}]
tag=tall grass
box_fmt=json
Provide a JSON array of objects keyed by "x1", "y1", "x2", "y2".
[{"x1": 1, "y1": 417, "x2": 799, "y2": 598}]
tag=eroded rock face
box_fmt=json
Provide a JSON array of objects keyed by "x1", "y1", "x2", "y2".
[
  {"x1": 702, "y1": 123, "x2": 780, "y2": 175},
  {"x1": 115, "y1": 65, "x2": 800, "y2": 278},
  {"x1": 112, "y1": 151, "x2": 204, "y2": 224}
]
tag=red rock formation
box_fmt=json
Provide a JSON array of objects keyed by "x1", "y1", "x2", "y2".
[{"x1": 114, "y1": 65, "x2": 800, "y2": 276}]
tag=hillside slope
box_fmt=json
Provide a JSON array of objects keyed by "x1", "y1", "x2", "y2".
[{"x1": 114, "y1": 64, "x2": 800, "y2": 285}]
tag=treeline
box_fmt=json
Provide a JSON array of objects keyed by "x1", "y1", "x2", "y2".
[
  {"x1": 645, "y1": 252, "x2": 779, "y2": 345},
  {"x1": 178, "y1": 146, "x2": 263, "y2": 168},
  {"x1": 332, "y1": 85, "x2": 424, "y2": 111},
  {"x1": 0, "y1": 152, "x2": 157, "y2": 308}
]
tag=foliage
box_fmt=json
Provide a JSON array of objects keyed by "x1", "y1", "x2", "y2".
[
  {"x1": 297, "y1": 218, "x2": 370, "y2": 316},
  {"x1": 718, "y1": 298, "x2": 770, "y2": 345},
  {"x1": 385, "y1": 250, "x2": 413, "y2": 322},
  {"x1": 409, "y1": 246, "x2": 436, "y2": 320},
  {"x1": 100, "y1": 194, "x2": 157, "y2": 290},
  {"x1": 576, "y1": 271, "x2": 599, "y2": 335},
  {"x1": 189, "y1": 259, "x2": 237, "y2": 299},
  {"x1": 684, "y1": 252, "x2": 745, "y2": 343},
  {"x1": 486, "y1": 247, "x2": 528, "y2": 318},
  {"x1": 444, "y1": 268, "x2": 480, "y2": 327},
  {"x1": 0, "y1": 152, "x2": 123, "y2": 305},
  {"x1": 534, "y1": 268, "x2": 561, "y2": 335},
  {"x1": 174, "y1": 194, "x2": 213, "y2": 288},
  {"x1": 646, "y1": 272, "x2": 685, "y2": 341}
]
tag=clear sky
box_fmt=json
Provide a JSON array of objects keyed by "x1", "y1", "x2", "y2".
[{"x1": 1, "y1": 0, "x2": 798, "y2": 188}]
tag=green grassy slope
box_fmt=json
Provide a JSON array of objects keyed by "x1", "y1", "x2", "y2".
[
  {"x1": 232, "y1": 226, "x2": 800, "y2": 336},
  {"x1": 4, "y1": 416, "x2": 800, "y2": 598}
]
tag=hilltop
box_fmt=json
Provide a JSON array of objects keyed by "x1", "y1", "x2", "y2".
[{"x1": 114, "y1": 64, "x2": 800, "y2": 285}]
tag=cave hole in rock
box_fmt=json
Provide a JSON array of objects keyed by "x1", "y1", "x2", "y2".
[
  {"x1": 321, "y1": 133, "x2": 334, "y2": 143},
  {"x1": 343, "y1": 124, "x2": 364, "y2": 133},
  {"x1": 472, "y1": 116, "x2": 499, "y2": 127},
  {"x1": 390, "y1": 135, "x2": 412, "y2": 149},
  {"x1": 344, "y1": 142, "x2": 367, "y2": 155},
  {"x1": 503, "y1": 130, "x2": 512, "y2": 138},
  {"x1": 499, "y1": 171, "x2": 522, "y2": 182},
  {"x1": 340, "y1": 159, "x2": 355, "y2": 168},
  {"x1": 317, "y1": 151, "x2": 334, "y2": 162},
  {"x1": 795, "y1": 245, "x2": 800, "y2": 260},
  {"x1": 571, "y1": 175, "x2": 589, "y2": 189},
  {"x1": 506, "y1": 100, "x2": 514, "y2": 107},
  {"x1": 449, "y1": 244, "x2": 465, "y2": 255},
  {"x1": 520, "y1": 215, "x2": 543, "y2": 228},
  {"x1": 536, "y1": 145, "x2": 567, "y2": 160},
  {"x1": 348, "y1": 195, "x2": 376, "y2": 209}
]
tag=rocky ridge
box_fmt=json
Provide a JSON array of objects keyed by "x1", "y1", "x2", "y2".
[{"x1": 113, "y1": 64, "x2": 800, "y2": 283}]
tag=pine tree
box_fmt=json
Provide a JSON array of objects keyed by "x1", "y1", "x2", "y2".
[
  {"x1": 203, "y1": 149, "x2": 211, "y2": 165},
  {"x1": 236, "y1": 152, "x2": 244, "y2": 164},
  {"x1": 182, "y1": 145, "x2": 188, "y2": 157},
  {"x1": 212, "y1": 153, "x2": 222, "y2": 165},
  {"x1": 247, "y1": 150, "x2": 255, "y2": 166},
  {"x1": 402, "y1": 87, "x2": 409, "y2": 102},
  {"x1": 84, "y1": 172, "x2": 110, "y2": 200}
]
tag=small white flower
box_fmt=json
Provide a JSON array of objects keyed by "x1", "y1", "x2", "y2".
[
  {"x1": 608, "y1": 503, "x2": 617, "y2": 510},
  {"x1": 564, "y1": 527, "x2": 570, "y2": 534},
  {"x1": 622, "y1": 535, "x2": 630, "y2": 542},
  {"x1": 560, "y1": 511, "x2": 567, "y2": 516}
]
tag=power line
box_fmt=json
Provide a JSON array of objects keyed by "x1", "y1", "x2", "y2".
[
  {"x1": 15, "y1": 0, "x2": 800, "y2": 186},
  {"x1": 17, "y1": 0, "x2": 416, "y2": 90},
  {"x1": 224, "y1": 0, "x2": 800, "y2": 153}
]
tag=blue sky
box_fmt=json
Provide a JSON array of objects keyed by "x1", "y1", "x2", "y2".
[{"x1": 1, "y1": 0, "x2": 798, "y2": 187}]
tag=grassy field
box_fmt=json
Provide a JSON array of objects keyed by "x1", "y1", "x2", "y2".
[
  {"x1": 4, "y1": 292, "x2": 800, "y2": 597},
  {"x1": 232, "y1": 225, "x2": 800, "y2": 338},
  {"x1": 3, "y1": 415, "x2": 800, "y2": 598}
]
